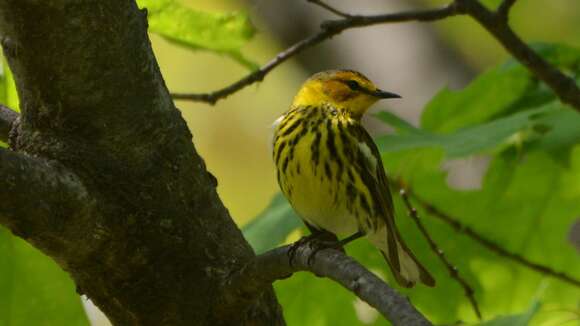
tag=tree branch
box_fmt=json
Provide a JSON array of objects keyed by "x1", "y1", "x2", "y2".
[
  {"x1": 0, "y1": 149, "x2": 95, "y2": 244},
  {"x1": 224, "y1": 242, "x2": 432, "y2": 326},
  {"x1": 0, "y1": 0, "x2": 283, "y2": 324},
  {"x1": 307, "y1": 0, "x2": 353, "y2": 18},
  {"x1": 0, "y1": 104, "x2": 18, "y2": 143},
  {"x1": 406, "y1": 188, "x2": 580, "y2": 288},
  {"x1": 174, "y1": 0, "x2": 580, "y2": 113},
  {"x1": 456, "y1": 0, "x2": 580, "y2": 110},
  {"x1": 400, "y1": 189, "x2": 481, "y2": 320},
  {"x1": 171, "y1": 3, "x2": 461, "y2": 104},
  {"x1": 497, "y1": 0, "x2": 517, "y2": 20}
]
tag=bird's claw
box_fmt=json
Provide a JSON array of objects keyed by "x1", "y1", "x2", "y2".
[{"x1": 287, "y1": 232, "x2": 345, "y2": 267}]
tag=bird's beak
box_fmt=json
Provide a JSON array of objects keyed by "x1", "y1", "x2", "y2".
[{"x1": 372, "y1": 89, "x2": 401, "y2": 99}]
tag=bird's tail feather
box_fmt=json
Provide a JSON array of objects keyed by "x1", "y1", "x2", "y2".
[{"x1": 368, "y1": 227, "x2": 435, "y2": 288}]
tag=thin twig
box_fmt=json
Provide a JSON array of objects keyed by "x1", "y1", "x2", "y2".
[
  {"x1": 173, "y1": 0, "x2": 580, "y2": 113},
  {"x1": 408, "y1": 190, "x2": 580, "y2": 288},
  {"x1": 456, "y1": 0, "x2": 580, "y2": 110},
  {"x1": 307, "y1": 0, "x2": 352, "y2": 18},
  {"x1": 171, "y1": 3, "x2": 461, "y2": 104},
  {"x1": 172, "y1": 31, "x2": 334, "y2": 104},
  {"x1": 223, "y1": 242, "x2": 432, "y2": 326},
  {"x1": 400, "y1": 189, "x2": 482, "y2": 320},
  {"x1": 0, "y1": 104, "x2": 18, "y2": 143}
]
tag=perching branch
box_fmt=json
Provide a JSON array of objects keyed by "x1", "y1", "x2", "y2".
[
  {"x1": 224, "y1": 242, "x2": 432, "y2": 326},
  {"x1": 399, "y1": 189, "x2": 482, "y2": 320},
  {"x1": 171, "y1": 3, "x2": 461, "y2": 104},
  {"x1": 173, "y1": 0, "x2": 580, "y2": 113},
  {"x1": 408, "y1": 189, "x2": 580, "y2": 288},
  {"x1": 0, "y1": 104, "x2": 18, "y2": 143}
]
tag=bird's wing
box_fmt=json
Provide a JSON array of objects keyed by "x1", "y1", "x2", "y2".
[
  {"x1": 348, "y1": 122, "x2": 435, "y2": 287},
  {"x1": 347, "y1": 123, "x2": 401, "y2": 267}
]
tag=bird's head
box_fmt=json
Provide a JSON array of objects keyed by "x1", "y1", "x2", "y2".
[{"x1": 292, "y1": 70, "x2": 400, "y2": 119}]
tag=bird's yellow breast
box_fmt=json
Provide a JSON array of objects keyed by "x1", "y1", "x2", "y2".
[{"x1": 272, "y1": 106, "x2": 372, "y2": 235}]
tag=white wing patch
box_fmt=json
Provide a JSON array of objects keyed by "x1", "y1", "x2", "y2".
[
  {"x1": 271, "y1": 114, "x2": 285, "y2": 129},
  {"x1": 270, "y1": 114, "x2": 286, "y2": 155},
  {"x1": 358, "y1": 142, "x2": 377, "y2": 171}
]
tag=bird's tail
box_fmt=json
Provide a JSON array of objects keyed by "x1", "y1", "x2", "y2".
[{"x1": 368, "y1": 226, "x2": 435, "y2": 288}]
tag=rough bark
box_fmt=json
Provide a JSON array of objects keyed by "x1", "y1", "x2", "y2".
[{"x1": 0, "y1": 0, "x2": 283, "y2": 325}]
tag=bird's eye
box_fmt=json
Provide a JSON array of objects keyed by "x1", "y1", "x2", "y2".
[{"x1": 345, "y1": 80, "x2": 360, "y2": 91}]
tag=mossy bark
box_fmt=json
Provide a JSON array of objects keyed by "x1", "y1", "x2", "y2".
[{"x1": 0, "y1": 0, "x2": 283, "y2": 324}]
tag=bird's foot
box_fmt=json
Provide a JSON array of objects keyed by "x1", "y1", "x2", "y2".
[{"x1": 287, "y1": 231, "x2": 345, "y2": 267}]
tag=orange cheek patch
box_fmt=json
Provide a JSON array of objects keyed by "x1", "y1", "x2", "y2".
[{"x1": 322, "y1": 81, "x2": 358, "y2": 102}]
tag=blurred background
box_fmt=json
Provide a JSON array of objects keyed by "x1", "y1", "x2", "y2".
[
  {"x1": 2, "y1": 0, "x2": 580, "y2": 325},
  {"x1": 164, "y1": 0, "x2": 579, "y2": 226}
]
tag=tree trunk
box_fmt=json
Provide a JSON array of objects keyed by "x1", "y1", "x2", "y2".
[{"x1": 0, "y1": 0, "x2": 283, "y2": 324}]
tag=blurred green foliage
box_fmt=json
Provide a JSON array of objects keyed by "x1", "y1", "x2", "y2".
[
  {"x1": 137, "y1": 0, "x2": 258, "y2": 69},
  {"x1": 245, "y1": 44, "x2": 580, "y2": 325},
  {"x1": 242, "y1": 193, "x2": 302, "y2": 254},
  {"x1": 0, "y1": 229, "x2": 89, "y2": 326},
  {"x1": 478, "y1": 299, "x2": 541, "y2": 326}
]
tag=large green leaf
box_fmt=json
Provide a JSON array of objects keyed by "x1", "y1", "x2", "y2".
[
  {"x1": 0, "y1": 228, "x2": 89, "y2": 326},
  {"x1": 420, "y1": 66, "x2": 532, "y2": 133},
  {"x1": 137, "y1": 0, "x2": 257, "y2": 69},
  {"x1": 375, "y1": 104, "x2": 572, "y2": 158},
  {"x1": 242, "y1": 193, "x2": 302, "y2": 254},
  {"x1": 421, "y1": 43, "x2": 580, "y2": 133}
]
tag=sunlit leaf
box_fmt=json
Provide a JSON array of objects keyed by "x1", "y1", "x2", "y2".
[
  {"x1": 421, "y1": 43, "x2": 580, "y2": 133},
  {"x1": 377, "y1": 105, "x2": 561, "y2": 158},
  {"x1": 421, "y1": 66, "x2": 532, "y2": 133},
  {"x1": 137, "y1": 0, "x2": 257, "y2": 69}
]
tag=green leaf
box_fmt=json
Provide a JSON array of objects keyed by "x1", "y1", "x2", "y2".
[
  {"x1": 376, "y1": 104, "x2": 565, "y2": 158},
  {"x1": 0, "y1": 227, "x2": 89, "y2": 326},
  {"x1": 373, "y1": 111, "x2": 425, "y2": 135},
  {"x1": 525, "y1": 106, "x2": 580, "y2": 153},
  {"x1": 242, "y1": 193, "x2": 302, "y2": 254},
  {"x1": 137, "y1": 0, "x2": 257, "y2": 69},
  {"x1": 421, "y1": 66, "x2": 532, "y2": 133},
  {"x1": 421, "y1": 43, "x2": 580, "y2": 133},
  {"x1": 477, "y1": 300, "x2": 541, "y2": 326}
]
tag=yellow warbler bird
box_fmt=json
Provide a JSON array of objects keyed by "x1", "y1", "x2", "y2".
[{"x1": 272, "y1": 70, "x2": 435, "y2": 288}]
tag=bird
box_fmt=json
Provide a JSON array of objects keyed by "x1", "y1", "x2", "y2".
[{"x1": 272, "y1": 69, "x2": 435, "y2": 288}]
